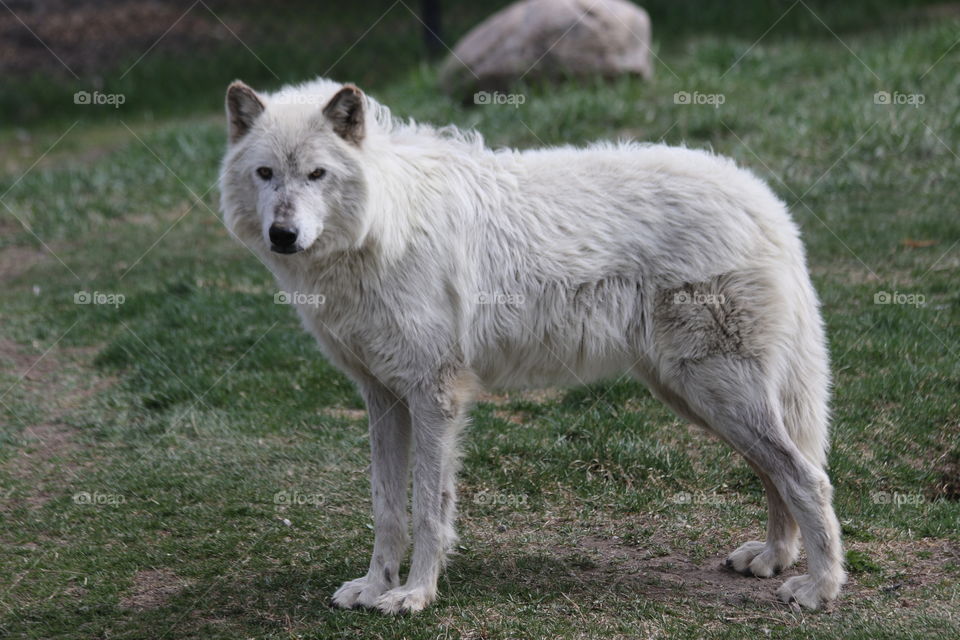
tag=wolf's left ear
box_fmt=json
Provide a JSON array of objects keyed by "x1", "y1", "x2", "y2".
[
  {"x1": 322, "y1": 84, "x2": 365, "y2": 146},
  {"x1": 226, "y1": 81, "x2": 265, "y2": 143}
]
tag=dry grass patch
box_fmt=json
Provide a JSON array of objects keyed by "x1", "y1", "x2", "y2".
[{"x1": 120, "y1": 568, "x2": 191, "y2": 611}]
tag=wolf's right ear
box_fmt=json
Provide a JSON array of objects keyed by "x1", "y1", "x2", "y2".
[
  {"x1": 226, "y1": 81, "x2": 265, "y2": 143},
  {"x1": 322, "y1": 84, "x2": 365, "y2": 146}
]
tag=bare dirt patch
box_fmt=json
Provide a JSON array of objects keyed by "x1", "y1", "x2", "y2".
[
  {"x1": 3, "y1": 420, "x2": 83, "y2": 509},
  {"x1": 10, "y1": 422, "x2": 79, "y2": 471},
  {"x1": 0, "y1": 0, "x2": 244, "y2": 78},
  {"x1": 848, "y1": 536, "x2": 960, "y2": 586},
  {"x1": 0, "y1": 338, "x2": 60, "y2": 379},
  {"x1": 1, "y1": 338, "x2": 115, "y2": 506},
  {"x1": 912, "y1": 2, "x2": 960, "y2": 19},
  {"x1": 571, "y1": 533, "x2": 798, "y2": 608},
  {"x1": 120, "y1": 568, "x2": 189, "y2": 611},
  {"x1": 479, "y1": 388, "x2": 564, "y2": 425},
  {"x1": 0, "y1": 339, "x2": 112, "y2": 411},
  {"x1": 0, "y1": 245, "x2": 50, "y2": 283},
  {"x1": 459, "y1": 495, "x2": 960, "y2": 627}
]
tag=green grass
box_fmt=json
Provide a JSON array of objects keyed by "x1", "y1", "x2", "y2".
[{"x1": 1, "y1": 1, "x2": 959, "y2": 638}]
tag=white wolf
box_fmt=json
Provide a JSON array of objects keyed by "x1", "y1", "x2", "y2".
[{"x1": 219, "y1": 78, "x2": 845, "y2": 614}]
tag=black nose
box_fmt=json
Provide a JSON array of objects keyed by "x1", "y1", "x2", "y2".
[{"x1": 269, "y1": 223, "x2": 298, "y2": 250}]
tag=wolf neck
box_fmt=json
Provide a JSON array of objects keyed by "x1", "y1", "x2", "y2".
[
  {"x1": 352, "y1": 152, "x2": 416, "y2": 265},
  {"x1": 354, "y1": 127, "x2": 498, "y2": 267},
  {"x1": 353, "y1": 139, "x2": 432, "y2": 264}
]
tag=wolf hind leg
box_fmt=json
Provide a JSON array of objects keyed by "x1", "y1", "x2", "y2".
[
  {"x1": 672, "y1": 358, "x2": 844, "y2": 609},
  {"x1": 636, "y1": 366, "x2": 801, "y2": 579},
  {"x1": 725, "y1": 464, "x2": 801, "y2": 577}
]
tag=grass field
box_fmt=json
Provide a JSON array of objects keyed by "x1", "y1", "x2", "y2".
[{"x1": 1, "y1": 1, "x2": 958, "y2": 638}]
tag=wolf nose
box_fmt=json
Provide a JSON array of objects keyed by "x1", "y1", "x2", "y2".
[{"x1": 269, "y1": 223, "x2": 298, "y2": 249}]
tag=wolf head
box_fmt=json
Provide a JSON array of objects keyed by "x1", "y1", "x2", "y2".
[{"x1": 220, "y1": 80, "x2": 369, "y2": 256}]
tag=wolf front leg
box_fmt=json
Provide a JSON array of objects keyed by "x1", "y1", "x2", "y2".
[
  {"x1": 374, "y1": 372, "x2": 472, "y2": 614},
  {"x1": 332, "y1": 381, "x2": 411, "y2": 609}
]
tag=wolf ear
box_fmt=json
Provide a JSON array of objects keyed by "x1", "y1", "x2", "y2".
[
  {"x1": 322, "y1": 84, "x2": 365, "y2": 145},
  {"x1": 226, "y1": 81, "x2": 265, "y2": 143}
]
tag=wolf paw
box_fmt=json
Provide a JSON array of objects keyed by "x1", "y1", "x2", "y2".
[
  {"x1": 726, "y1": 540, "x2": 795, "y2": 578},
  {"x1": 776, "y1": 574, "x2": 840, "y2": 610},
  {"x1": 374, "y1": 585, "x2": 435, "y2": 614},
  {"x1": 331, "y1": 575, "x2": 391, "y2": 609}
]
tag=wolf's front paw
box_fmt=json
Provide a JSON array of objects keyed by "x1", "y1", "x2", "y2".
[
  {"x1": 776, "y1": 574, "x2": 841, "y2": 610},
  {"x1": 374, "y1": 584, "x2": 435, "y2": 614},
  {"x1": 332, "y1": 575, "x2": 391, "y2": 609},
  {"x1": 726, "y1": 540, "x2": 797, "y2": 578}
]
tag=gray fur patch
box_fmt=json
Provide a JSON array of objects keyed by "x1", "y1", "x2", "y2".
[{"x1": 654, "y1": 276, "x2": 752, "y2": 361}]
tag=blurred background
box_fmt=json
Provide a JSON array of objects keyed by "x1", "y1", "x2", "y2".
[{"x1": 0, "y1": 0, "x2": 951, "y2": 126}]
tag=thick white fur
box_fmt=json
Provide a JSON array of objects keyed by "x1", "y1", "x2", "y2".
[{"x1": 219, "y1": 78, "x2": 846, "y2": 613}]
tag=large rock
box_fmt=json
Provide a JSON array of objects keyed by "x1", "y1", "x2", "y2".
[{"x1": 440, "y1": 0, "x2": 653, "y2": 101}]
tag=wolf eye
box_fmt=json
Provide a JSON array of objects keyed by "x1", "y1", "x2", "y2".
[
  {"x1": 256, "y1": 167, "x2": 273, "y2": 180},
  {"x1": 308, "y1": 168, "x2": 326, "y2": 181}
]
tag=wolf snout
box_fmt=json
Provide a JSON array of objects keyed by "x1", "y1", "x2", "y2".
[{"x1": 269, "y1": 223, "x2": 300, "y2": 253}]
